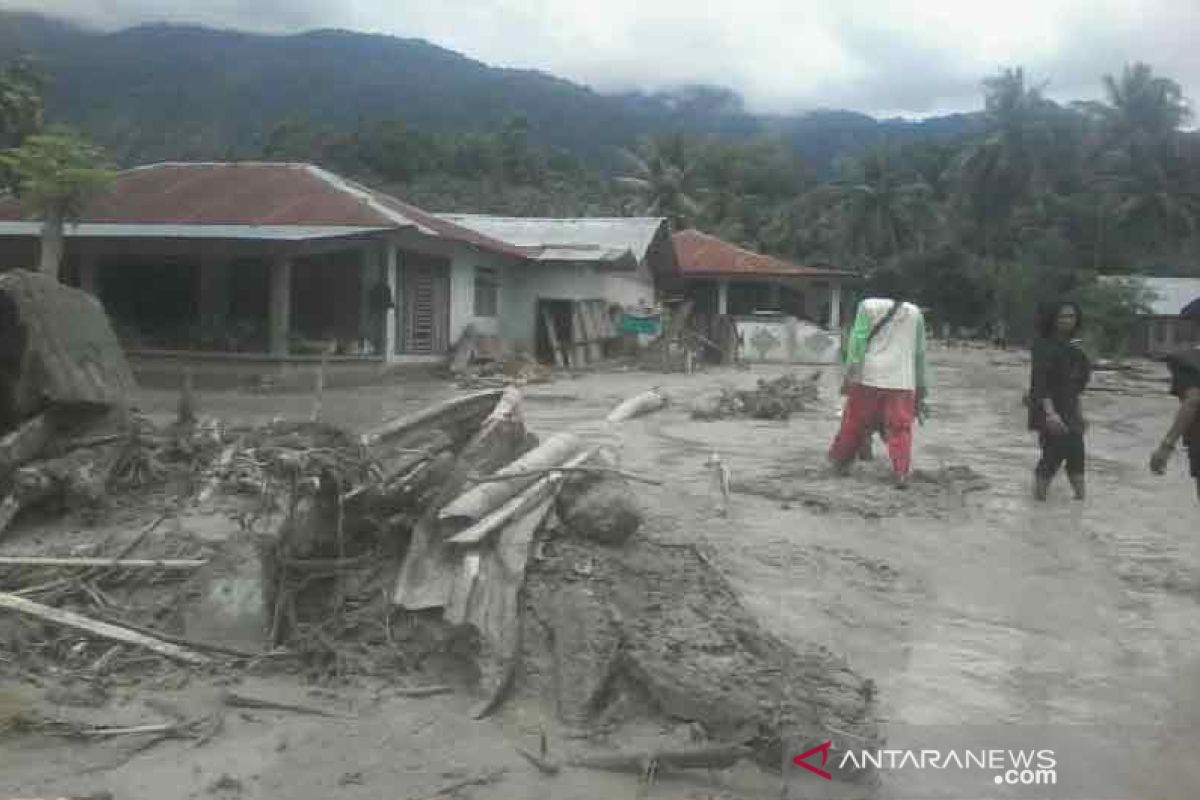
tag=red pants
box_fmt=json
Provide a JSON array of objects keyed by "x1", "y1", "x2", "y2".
[{"x1": 829, "y1": 384, "x2": 916, "y2": 476}]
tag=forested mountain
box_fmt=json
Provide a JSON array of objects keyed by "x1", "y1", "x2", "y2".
[
  {"x1": 3, "y1": 12, "x2": 1197, "y2": 351},
  {"x1": 0, "y1": 11, "x2": 977, "y2": 172}
]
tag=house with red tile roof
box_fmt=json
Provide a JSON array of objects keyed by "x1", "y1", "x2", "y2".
[
  {"x1": 671, "y1": 228, "x2": 855, "y2": 328},
  {"x1": 0, "y1": 162, "x2": 671, "y2": 365}
]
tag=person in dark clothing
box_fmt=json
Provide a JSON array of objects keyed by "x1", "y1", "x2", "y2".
[
  {"x1": 1150, "y1": 343, "x2": 1200, "y2": 501},
  {"x1": 1027, "y1": 301, "x2": 1091, "y2": 501}
]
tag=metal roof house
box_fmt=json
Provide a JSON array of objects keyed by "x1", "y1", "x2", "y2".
[
  {"x1": 1102, "y1": 275, "x2": 1200, "y2": 356},
  {"x1": 0, "y1": 163, "x2": 670, "y2": 366},
  {"x1": 437, "y1": 215, "x2": 673, "y2": 365}
]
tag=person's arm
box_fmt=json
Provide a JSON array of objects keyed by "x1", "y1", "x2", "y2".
[
  {"x1": 1029, "y1": 341, "x2": 1066, "y2": 432},
  {"x1": 914, "y1": 312, "x2": 928, "y2": 400},
  {"x1": 1151, "y1": 387, "x2": 1200, "y2": 473},
  {"x1": 844, "y1": 304, "x2": 870, "y2": 366}
]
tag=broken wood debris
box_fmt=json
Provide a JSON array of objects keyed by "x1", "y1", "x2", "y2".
[
  {"x1": 220, "y1": 690, "x2": 348, "y2": 718},
  {"x1": 0, "y1": 592, "x2": 211, "y2": 665},
  {"x1": 606, "y1": 388, "x2": 668, "y2": 423},
  {"x1": 0, "y1": 556, "x2": 207, "y2": 570}
]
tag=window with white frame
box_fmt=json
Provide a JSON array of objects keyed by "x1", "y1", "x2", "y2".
[{"x1": 474, "y1": 267, "x2": 499, "y2": 317}]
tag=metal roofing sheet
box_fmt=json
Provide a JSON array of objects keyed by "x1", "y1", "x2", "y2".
[
  {"x1": 438, "y1": 214, "x2": 667, "y2": 262},
  {"x1": 0, "y1": 221, "x2": 391, "y2": 241}
]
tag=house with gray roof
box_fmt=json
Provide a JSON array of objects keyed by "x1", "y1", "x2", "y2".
[{"x1": 1102, "y1": 275, "x2": 1200, "y2": 356}]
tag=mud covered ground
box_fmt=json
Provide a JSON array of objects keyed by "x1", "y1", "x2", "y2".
[{"x1": 3, "y1": 345, "x2": 1200, "y2": 799}]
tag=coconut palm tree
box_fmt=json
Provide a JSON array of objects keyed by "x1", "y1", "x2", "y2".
[
  {"x1": 952, "y1": 68, "x2": 1057, "y2": 256},
  {"x1": 1092, "y1": 63, "x2": 1191, "y2": 151},
  {"x1": 615, "y1": 133, "x2": 703, "y2": 230},
  {"x1": 813, "y1": 147, "x2": 939, "y2": 264}
]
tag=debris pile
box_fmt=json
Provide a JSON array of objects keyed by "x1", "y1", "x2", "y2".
[
  {"x1": 692, "y1": 372, "x2": 821, "y2": 421},
  {"x1": 454, "y1": 354, "x2": 554, "y2": 390},
  {"x1": 0, "y1": 277, "x2": 878, "y2": 783}
]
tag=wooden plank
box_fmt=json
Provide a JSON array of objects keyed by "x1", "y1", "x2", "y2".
[
  {"x1": 0, "y1": 592, "x2": 211, "y2": 665},
  {"x1": 570, "y1": 304, "x2": 588, "y2": 367},
  {"x1": 581, "y1": 301, "x2": 603, "y2": 361},
  {"x1": 541, "y1": 308, "x2": 566, "y2": 368},
  {"x1": 0, "y1": 557, "x2": 207, "y2": 569}
]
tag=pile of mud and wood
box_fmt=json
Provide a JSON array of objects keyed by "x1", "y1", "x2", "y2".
[
  {"x1": 692, "y1": 372, "x2": 821, "y2": 421},
  {"x1": 0, "y1": 272, "x2": 879, "y2": 783}
]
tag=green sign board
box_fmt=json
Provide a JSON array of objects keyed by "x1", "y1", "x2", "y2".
[{"x1": 620, "y1": 313, "x2": 661, "y2": 335}]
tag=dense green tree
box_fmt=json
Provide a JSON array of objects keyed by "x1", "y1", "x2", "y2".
[{"x1": 0, "y1": 128, "x2": 114, "y2": 278}]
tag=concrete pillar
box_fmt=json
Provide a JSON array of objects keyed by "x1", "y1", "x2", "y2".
[
  {"x1": 384, "y1": 242, "x2": 398, "y2": 361},
  {"x1": 830, "y1": 282, "x2": 842, "y2": 331},
  {"x1": 197, "y1": 258, "x2": 230, "y2": 329},
  {"x1": 269, "y1": 254, "x2": 292, "y2": 356},
  {"x1": 77, "y1": 252, "x2": 99, "y2": 297},
  {"x1": 359, "y1": 245, "x2": 377, "y2": 350},
  {"x1": 717, "y1": 279, "x2": 729, "y2": 316}
]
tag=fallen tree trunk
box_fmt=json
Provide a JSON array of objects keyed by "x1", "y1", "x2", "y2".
[
  {"x1": 0, "y1": 592, "x2": 211, "y2": 665},
  {"x1": 606, "y1": 389, "x2": 667, "y2": 423},
  {"x1": 359, "y1": 389, "x2": 502, "y2": 447},
  {"x1": 448, "y1": 449, "x2": 596, "y2": 546},
  {"x1": 438, "y1": 432, "x2": 583, "y2": 531}
]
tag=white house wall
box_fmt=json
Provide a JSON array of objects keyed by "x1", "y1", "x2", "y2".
[{"x1": 392, "y1": 229, "x2": 655, "y2": 354}]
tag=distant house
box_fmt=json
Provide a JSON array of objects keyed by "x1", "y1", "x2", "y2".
[
  {"x1": 0, "y1": 162, "x2": 672, "y2": 367},
  {"x1": 1104, "y1": 276, "x2": 1200, "y2": 357},
  {"x1": 438, "y1": 215, "x2": 674, "y2": 363},
  {"x1": 668, "y1": 229, "x2": 856, "y2": 362}
]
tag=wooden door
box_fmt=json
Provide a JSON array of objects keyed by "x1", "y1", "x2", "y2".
[{"x1": 400, "y1": 255, "x2": 450, "y2": 354}]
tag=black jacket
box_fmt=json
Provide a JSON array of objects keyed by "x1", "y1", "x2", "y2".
[{"x1": 1028, "y1": 336, "x2": 1091, "y2": 432}]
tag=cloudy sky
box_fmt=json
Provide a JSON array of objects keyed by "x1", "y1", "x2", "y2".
[{"x1": 11, "y1": 0, "x2": 1200, "y2": 117}]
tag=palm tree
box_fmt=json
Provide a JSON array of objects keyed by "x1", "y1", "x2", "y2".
[
  {"x1": 813, "y1": 147, "x2": 939, "y2": 264},
  {"x1": 1092, "y1": 63, "x2": 1191, "y2": 151},
  {"x1": 952, "y1": 68, "x2": 1057, "y2": 256},
  {"x1": 615, "y1": 133, "x2": 702, "y2": 229},
  {"x1": 1081, "y1": 65, "x2": 1196, "y2": 263}
]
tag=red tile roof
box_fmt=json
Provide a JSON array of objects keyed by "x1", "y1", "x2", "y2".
[
  {"x1": 672, "y1": 229, "x2": 847, "y2": 278},
  {"x1": 0, "y1": 162, "x2": 524, "y2": 257}
]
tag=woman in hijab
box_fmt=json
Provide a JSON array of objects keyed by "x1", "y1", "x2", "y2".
[{"x1": 1027, "y1": 300, "x2": 1091, "y2": 501}]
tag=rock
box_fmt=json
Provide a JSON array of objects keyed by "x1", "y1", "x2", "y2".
[{"x1": 557, "y1": 475, "x2": 642, "y2": 546}]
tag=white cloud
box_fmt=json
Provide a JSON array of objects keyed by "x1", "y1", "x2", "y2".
[{"x1": 10, "y1": 0, "x2": 1200, "y2": 116}]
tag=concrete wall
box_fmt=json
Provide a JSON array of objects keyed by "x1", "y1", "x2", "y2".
[{"x1": 497, "y1": 261, "x2": 654, "y2": 352}]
